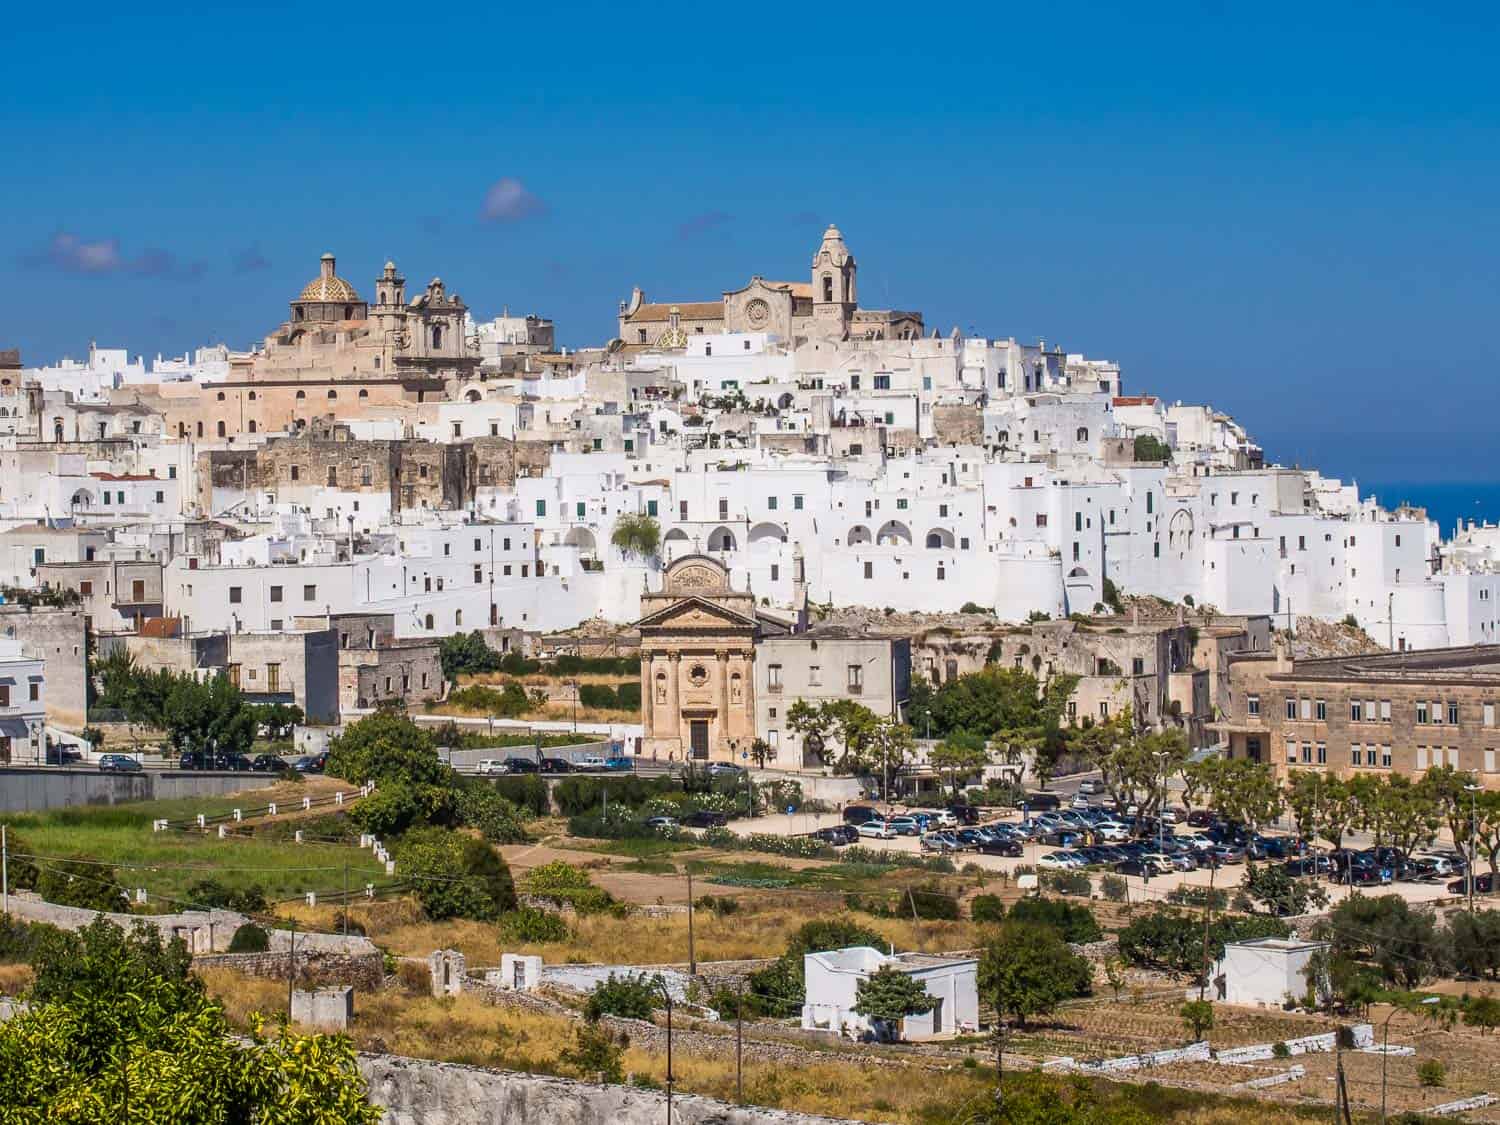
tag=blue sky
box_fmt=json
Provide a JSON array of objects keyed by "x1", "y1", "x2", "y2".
[{"x1": 4, "y1": 1, "x2": 1497, "y2": 482}]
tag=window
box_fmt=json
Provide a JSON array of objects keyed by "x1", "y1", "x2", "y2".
[
  {"x1": 936, "y1": 564, "x2": 945, "y2": 580},
  {"x1": 873, "y1": 374, "x2": 891, "y2": 391},
  {"x1": 266, "y1": 663, "x2": 280, "y2": 693},
  {"x1": 1300, "y1": 697, "x2": 1312, "y2": 720},
  {"x1": 1315, "y1": 699, "x2": 1326, "y2": 721},
  {"x1": 1351, "y1": 745, "x2": 1362, "y2": 766},
  {"x1": 647, "y1": 500, "x2": 658, "y2": 517},
  {"x1": 719, "y1": 498, "x2": 728, "y2": 519},
  {"x1": 270, "y1": 585, "x2": 283, "y2": 603},
  {"x1": 1449, "y1": 702, "x2": 1460, "y2": 726},
  {"x1": 1286, "y1": 740, "x2": 1298, "y2": 763},
  {"x1": 1036, "y1": 514, "x2": 1048, "y2": 528},
  {"x1": 847, "y1": 664, "x2": 863, "y2": 692},
  {"x1": 1417, "y1": 701, "x2": 1429, "y2": 724},
  {"x1": 1316, "y1": 742, "x2": 1327, "y2": 764},
  {"x1": 1131, "y1": 657, "x2": 1144, "y2": 676},
  {"x1": 28, "y1": 683, "x2": 38, "y2": 702},
  {"x1": 770, "y1": 564, "x2": 779, "y2": 582},
  {"x1": 1416, "y1": 747, "x2": 1428, "y2": 770},
  {"x1": 863, "y1": 561, "x2": 872, "y2": 579},
  {"x1": 768, "y1": 496, "x2": 778, "y2": 511},
  {"x1": 1099, "y1": 702, "x2": 1110, "y2": 718},
  {"x1": 768, "y1": 664, "x2": 782, "y2": 691},
  {"x1": 1285, "y1": 697, "x2": 1297, "y2": 720},
  {"x1": 1146, "y1": 493, "x2": 1154, "y2": 514},
  {"x1": 79, "y1": 581, "x2": 92, "y2": 596},
  {"x1": 1247, "y1": 694, "x2": 1260, "y2": 717},
  {"x1": 290, "y1": 465, "x2": 300, "y2": 482},
  {"x1": 809, "y1": 665, "x2": 822, "y2": 686},
  {"x1": 303, "y1": 584, "x2": 317, "y2": 600},
  {"x1": 1351, "y1": 700, "x2": 1363, "y2": 722},
  {"x1": 229, "y1": 586, "x2": 242, "y2": 604},
  {"x1": 1380, "y1": 699, "x2": 1391, "y2": 721},
  {"x1": 327, "y1": 467, "x2": 337, "y2": 487},
  {"x1": 1486, "y1": 703, "x2": 1496, "y2": 727},
  {"x1": 793, "y1": 494, "x2": 804, "y2": 510},
  {"x1": 1301, "y1": 742, "x2": 1312, "y2": 764},
  {"x1": 1382, "y1": 745, "x2": 1392, "y2": 767}
]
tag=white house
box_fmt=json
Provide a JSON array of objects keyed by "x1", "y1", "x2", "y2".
[
  {"x1": 802, "y1": 946, "x2": 978, "y2": 1041},
  {"x1": 1205, "y1": 937, "x2": 1328, "y2": 1008},
  {"x1": 0, "y1": 636, "x2": 46, "y2": 764}
]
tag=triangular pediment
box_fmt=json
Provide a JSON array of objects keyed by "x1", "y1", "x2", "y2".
[{"x1": 635, "y1": 595, "x2": 759, "y2": 632}]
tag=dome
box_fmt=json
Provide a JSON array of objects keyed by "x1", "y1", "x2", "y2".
[{"x1": 297, "y1": 253, "x2": 362, "y2": 304}]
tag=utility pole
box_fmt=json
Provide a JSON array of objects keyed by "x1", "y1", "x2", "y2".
[
  {"x1": 2, "y1": 825, "x2": 7, "y2": 917},
  {"x1": 287, "y1": 920, "x2": 297, "y2": 1017},
  {"x1": 993, "y1": 1016, "x2": 1007, "y2": 1111},
  {"x1": 343, "y1": 863, "x2": 349, "y2": 936},
  {"x1": 1198, "y1": 861, "x2": 1218, "y2": 1003},
  {"x1": 735, "y1": 978, "x2": 745, "y2": 1104},
  {"x1": 1387, "y1": 591, "x2": 1394, "y2": 651},
  {"x1": 686, "y1": 869, "x2": 696, "y2": 975}
]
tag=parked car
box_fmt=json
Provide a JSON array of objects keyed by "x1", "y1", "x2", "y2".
[
  {"x1": 292, "y1": 753, "x2": 326, "y2": 774},
  {"x1": 1285, "y1": 854, "x2": 1334, "y2": 877},
  {"x1": 98, "y1": 753, "x2": 142, "y2": 773},
  {"x1": 946, "y1": 805, "x2": 979, "y2": 826},
  {"x1": 1185, "y1": 808, "x2": 1215, "y2": 828},
  {"x1": 921, "y1": 832, "x2": 960, "y2": 853},
  {"x1": 843, "y1": 805, "x2": 882, "y2": 826},
  {"x1": 857, "y1": 820, "x2": 897, "y2": 840},
  {"x1": 1116, "y1": 856, "x2": 1173, "y2": 877},
  {"x1": 1346, "y1": 863, "x2": 1394, "y2": 887},
  {"x1": 603, "y1": 756, "x2": 634, "y2": 772},
  {"x1": 538, "y1": 757, "x2": 573, "y2": 774},
  {"x1": 976, "y1": 835, "x2": 1023, "y2": 857},
  {"x1": 577, "y1": 756, "x2": 608, "y2": 772},
  {"x1": 1449, "y1": 872, "x2": 1496, "y2": 895},
  {"x1": 704, "y1": 762, "x2": 745, "y2": 778},
  {"x1": 476, "y1": 759, "x2": 506, "y2": 776},
  {"x1": 682, "y1": 810, "x2": 729, "y2": 829},
  {"x1": 813, "y1": 825, "x2": 858, "y2": 846},
  {"x1": 644, "y1": 816, "x2": 679, "y2": 831},
  {"x1": 501, "y1": 757, "x2": 539, "y2": 774},
  {"x1": 1023, "y1": 792, "x2": 1062, "y2": 812},
  {"x1": 249, "y1": 753, "x2": 285, "y2": 772},
  {"x1": 1040, "y1": 828, "x2": 1084, "y2": 847},
  {"x1": 1077, "y1": 778, "x2": 1104, "y2": 795},
  {"x1": 1093, "y1": 820, "x2": 1132, "y2": 842},
  {"x1": 886, "y1": 816, "x2": 924, "y2": 837},
  {"x1": 1409, "y1": 853, "x2": 1459, "y2": 880},
  {"x1": 1206, "y1": 844, "x2": 1246, "y2": 866},
  {"x1": 1037, "y1": 851, "x2": 1078, "y2": 870}
]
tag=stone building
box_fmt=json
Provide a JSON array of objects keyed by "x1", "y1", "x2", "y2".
[
  {"x1": 1212, "y1": 643, "x2": 1500, "y2": 788},
  {"x1": 227, "y1": 629, "x2": 340, "y2": 723},
  {"x1": 617, "y1": 225, "x2": 923, "y2": 348},
  {"x1": 0, "y1": 604, "x2": 85, "y2": 729},
  {"x1": 37, "y1": 560, "x2": 164, "y2": 634},
  {"x1": 635, "y1": 555, "x2": 788, "y2": 762},
  {"x1": 295, "y1": 613, "x2": 442, "y2": 713}
]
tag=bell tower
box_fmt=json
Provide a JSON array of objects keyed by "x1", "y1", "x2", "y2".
[{"x1": 810, "y1": 224, "x2": 856, "y2": 339}]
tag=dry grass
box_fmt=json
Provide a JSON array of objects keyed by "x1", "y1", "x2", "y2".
[
  {"x1": 362, "y1": 896, "x2": 981, "y2": 967},
  {"x1": 0, "y1": 963, "x2": 33, "y2": 995}
]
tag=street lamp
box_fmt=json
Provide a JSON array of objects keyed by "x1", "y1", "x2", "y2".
[
  {"x1": 1381, "y1": 996, "x2": 1440, "y2": 1123},
  {"x1": 1465, "y1": 783, "x2": 1482, "y2": 913},
  {"x1": 656, "y1": 978, "x2": 675, "y2": 1125}
]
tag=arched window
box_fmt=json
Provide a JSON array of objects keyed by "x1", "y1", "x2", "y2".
[
  {"x1": 327, "y1": 389, "x2": 337, "y2": 400},
  {"x1": 295, "y1": 390, "x2": 306, "y2": 400},
  {"x1": 454, "y1": 609, "x2": 462, "y2": 626},
  {"x1": 196, "y1": 421, "x2": 204, "y2": 438},
  {"x1": 216, "y1": 421, "x2": 226, "y2": 438},
  {"x1": 248, "y1": 420, "x2": 257, "y2": 433},
  {"x1": 822, "y1": 275, "x2": 833, "y2": 302},
  {"x1": 216, "y1": 391, "x2": 225, "y2": 402},
  {"x1": 294, "y1": 307, "x2": 304, "y2": 321},
  {"x1": 431, "y1": 325, "x2": 444, "y2": 349},
  {"x1": 1076, "y1": 427, "x2": 1089, "y2": 442},
  {"x1": 424, "y1": 614, "x2": 434, "y2": 630},
  {"x1": 358, "y1": 389, "x2": 369, "y2": 398},
  {"x1": 248, "y1": 391, "x2": 256, "y2": 401},
  {"x1": 343, "y1": 305, "x2": 352, "y2": 319}
]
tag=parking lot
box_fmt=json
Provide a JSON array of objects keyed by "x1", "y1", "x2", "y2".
[{"x1": 727, "y1": 796, "x2": 1476, "y2": 910}]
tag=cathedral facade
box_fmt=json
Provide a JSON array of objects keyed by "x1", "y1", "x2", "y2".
[{"x1": 617, "y1": 225, "x2": 923, "y2": 349}]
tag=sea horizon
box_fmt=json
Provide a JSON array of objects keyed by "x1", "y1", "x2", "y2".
[{"x1": 1363, "y1": 480, "x2": 1500, "y2": 537}]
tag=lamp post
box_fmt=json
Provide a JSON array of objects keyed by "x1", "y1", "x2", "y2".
[
  {"x1": 1465, "y1": 783, "x2": 1482, "y2": 914},
  {"x1": 657, "y1": 979, "x2": 675, "y2": 1125},
  {"x1": 1381, "y1": 997, "x2": 1440, "y2": 1123}
]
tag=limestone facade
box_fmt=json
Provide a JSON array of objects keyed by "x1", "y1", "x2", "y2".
[{"x1": 635, "y1": 555, "x2": 779, "y2": 762}]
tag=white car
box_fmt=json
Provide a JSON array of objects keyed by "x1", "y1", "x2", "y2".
[
  {"x1": 1078, "y1": 778, "x2": 1104, "y2": 795},
  {"x1": 1137, "y1": 853, "x2": 1177, "y2": 876},
  {"x1": 1093, "y1": 820, "x2": 1132, "y2": 842},
  {"x1": 577, "y1": 756, "x2": 607, "y2": 772},
  {"x1": 932, "y1": 810, "x2": 959, "y2": 829},
  {"x1": 476, "y1": 759, "x2": 505, "y2": 776},
  {"x1": 858, "y1": 820, "x2": 897, "y2": 840},
  {"x1": 1038, "y1": 852, "x2": 1081, "y2": 870}
]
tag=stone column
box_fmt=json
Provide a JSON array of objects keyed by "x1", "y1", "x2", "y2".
[
  {"x1": 716, "y1": 649, "x2": 730, "y2": 758},
  {"x1": 666, "y1": 652, "x2": 682, "y2": 756},
  {"x1": 640, "y1": 653, "x2": 653, "y2": 735}
]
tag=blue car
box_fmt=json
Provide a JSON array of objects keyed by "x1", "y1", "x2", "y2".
[{"x1": 603, "y1": 757, "x2": 633, "y2": 772}]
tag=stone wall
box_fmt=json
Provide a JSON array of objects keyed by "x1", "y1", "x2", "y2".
[
  {"x1": 195, "y1": 949, "x2": 385, "y2": 990},
  {"x1": 357, "y1": 1052, "x2": 872, "y2": 1125},
  {"x1": 0, "y1": 767, "x2": 277, "y2": 813},
  {"x1": 0, "y1": 604, "x2": 87, "y2": 728},
  {"x1": 932, "y1": 404, "x2": 983, "y2": 446}
]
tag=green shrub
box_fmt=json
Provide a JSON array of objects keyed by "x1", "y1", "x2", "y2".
[
  {"x1": 490, "y1": 774, "x2": 550, "y2": 817},
  {"x1": 0, "y1": 916, "x2": 53, "y2": 963},
  {"x1": 1166, "y1": 885, "x2": 1229, "y2": 911},
  {"x1": 1416, "y1": 1058, "x2": 1446, "y2": 1087},
  {"x1": 185, "y1": 878, "x2": 268, "y2": 915},
  {"x1": 1271, "y1": 1041, "x2": 1290, "y2": 1059},
  {"x1": 584, "y1": 972, "x2": 663, "y2": 1021},
  {"x1": 971, "y1": 894, "x2": 1007, "y2": 924},
  {"x1": 1100, "y1": 874, "x2": 1129, "y2": 903},
  {"x1": 499, "y1": 906, "x2": 571, "y2": 943},
  {"x1": 525, "y1": 861, "x2": 620, "y2": 915},
  {"x1": 578, "y1": 684, "x2": 618, "y2": 710},
  {"x1": 1008, "y1": 898, "x2": 1103, "y2": 943},
  {"x1": 848, "y1": 883, "x2": 959, "y2": 921},
  {"x1": 227, "y1": 923, "x2": 269, "y2": 953},
  {"x1": 1039, "y1": 869, "x2": 1093, "y2": 898},
  {"x1": 456, "y1": 783, "x2": 530, "y2": 843},
  {"x1": 694, "y1": 895, "x2": 740, "y2": 916},
  {"x1": 614, "y1": 682, "x2": 642, "y2": 710}
]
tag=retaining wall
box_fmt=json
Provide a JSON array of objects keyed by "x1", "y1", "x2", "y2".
[
  {"x1": 0, "y1": 767, "x2": 276, "y2": 812},
  {"x1": 357, "y1": 1052, "x2": 872, "y2": 1125},
  {"x1": 195, "y1": 949, "x2": 385, "y2": 990}
]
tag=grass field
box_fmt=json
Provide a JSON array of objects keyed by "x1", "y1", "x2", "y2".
[{"x1": 0, "y1": 780, "x2": 389, "y2": 911}]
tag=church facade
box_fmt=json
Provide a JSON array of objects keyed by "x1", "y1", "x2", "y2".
[
  {"x1": 617, "y1": 225, "x2": 923, "y2": 349},
  {"x1": 636, "y1": 555, "x2": 789, "y2": 762}
]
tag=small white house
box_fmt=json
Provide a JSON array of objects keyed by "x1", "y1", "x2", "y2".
[
  {"x1": 802, "y1": 946, "x2": 978, "y2": 1041},
  {"x1": 1205, "y1": 937, "x2": 1328, "y2": 1008}
]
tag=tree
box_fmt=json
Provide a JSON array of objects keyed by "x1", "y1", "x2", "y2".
[
  {"x1": 1447, "y1": 910, "x2": 1500, "y2": 980},
  {"x1": 852, "y1": 966, "x2": 936, "y2": 1035},
  {"x1": 584, "y1": 972, "x2": 663, "y2": 1021},
  {"x1": 862, "y1": 716, "x2": 915, "y2": 796},
  {"x1": 977, "y1": 922, "x2": 1092, "y2": 1028},
  {"x1": 560, "y1": 1021, "x2": 628, "y2": 1082},
  {"x1": 397, "y1": 829, "x2": 516, "y2": 921},
  {"x1": 746, "y1": 917, "x2": 884, "y2": 1017},
  {"x1": 786, "y1": 699, "x2": 836, "y2": 768},
  {"x1": 1133, "y1": 434, "x2": 1171, "y2": 463},
  {"x1": 1315, "y1": 895, "x2": 1441, "y2": 989},
  {"x1": 2, "y1": 917, "x2": 379, "y2": 1123},
  {"x1": 610, "y1": 514, "x2": 661, "y2": 561},
  {"x1": 438, "y1": 631, "x2": 503, "y2": 683},
  {"x1": 1378, "y1": 774, "x2": 1441, "y2": 859},
  {"x1": 1006, "y1": 898, "x2": 1103, "y2": 943},
  {"x1": 1117, "y1": 907, "x2": 1289, "y2": 976},
  {"x1": 1465, "y1": 993, "x2": 1500, "y2": 1035},
  {"x1": 1179, "y1": 999, "x2": 1214, "y2": 1040},
  {"x1": 1239, "y1": 863, "x2": 1329, "y2": 917},
  {"x1": 929, "y1": 730, "x2": 989, "y2": 796},
  {"x1": 1206, "y1": 758, "x2": 1283, "y2": 854},
  {"x1": 160, "y1": 673, "x2": 257, "y2": 760},
  {"x1": 327, "y1": 711, "x2": 447, "y2": 786}
]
